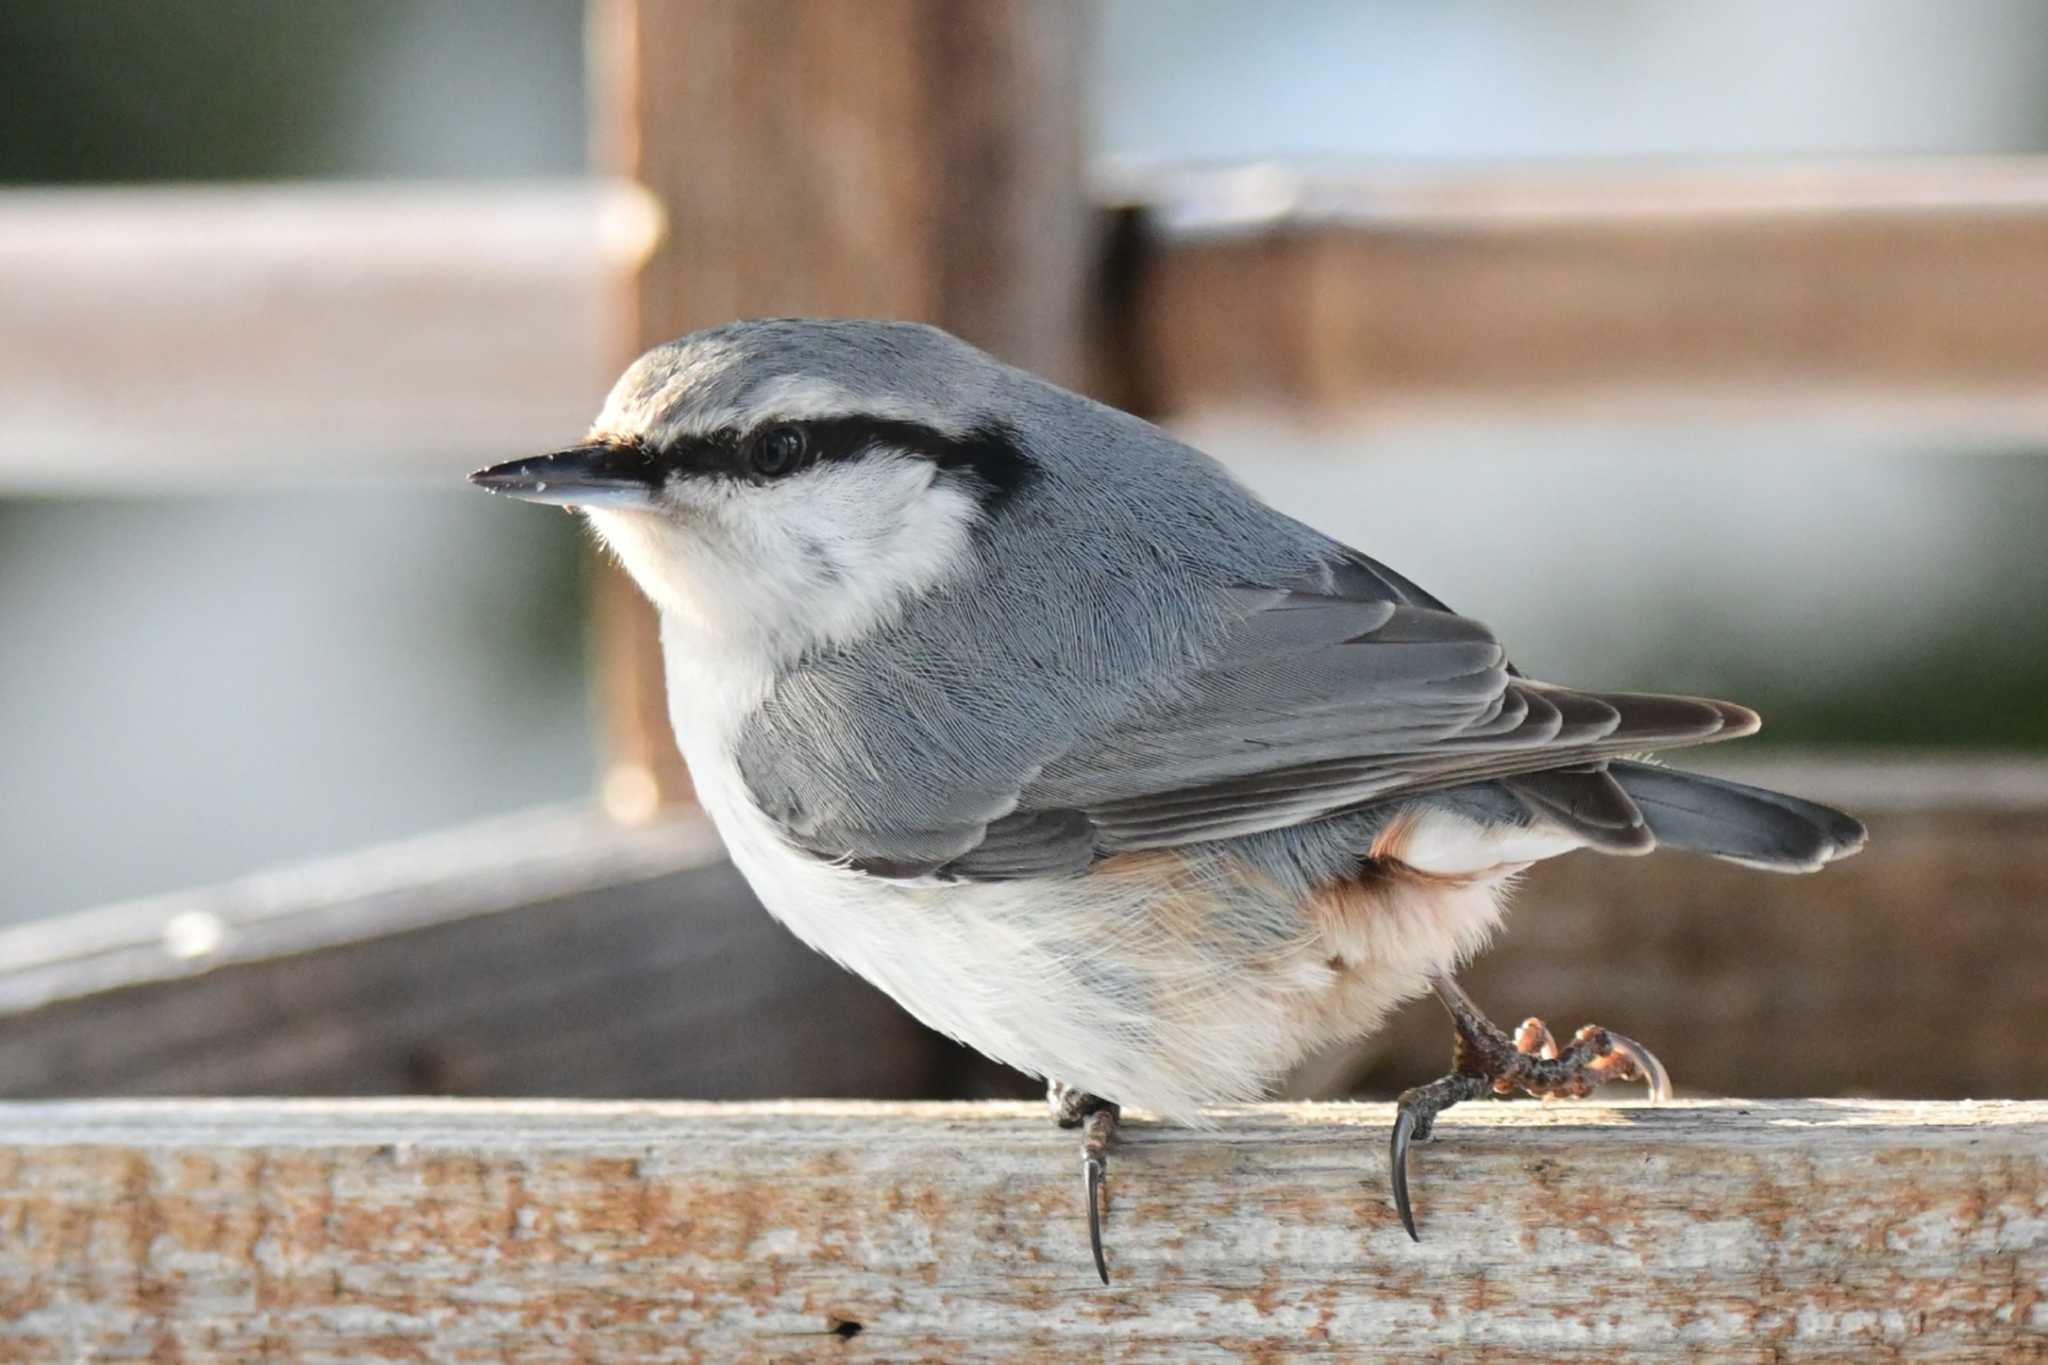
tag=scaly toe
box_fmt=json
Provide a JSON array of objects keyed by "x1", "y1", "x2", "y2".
[{"x1": 1514, "y1": 1017, "x2": 1561, "y2": 1059}]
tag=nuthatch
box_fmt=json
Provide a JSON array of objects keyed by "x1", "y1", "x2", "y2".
[{"x1": 474, "y1": 318, "x2": 1865, "y2": 1283}]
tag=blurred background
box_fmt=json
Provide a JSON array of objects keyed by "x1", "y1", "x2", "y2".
[{"x1": 3, "y1": 1, "x2": 2046, "y2": 1106}]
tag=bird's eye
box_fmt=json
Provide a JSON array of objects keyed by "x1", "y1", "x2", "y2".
[{"x1": 750, "y1": 425, "x2": 807, "y2": 479}]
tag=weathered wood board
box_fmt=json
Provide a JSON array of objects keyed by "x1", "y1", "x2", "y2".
[
  {"x1": 0, "y1": 1099, "x2": 2042, "y2": 1361},
  {"x1": 0, "y1": 809, "x2": 996, "y2": 1104},
  {"x1": 4, "y1": 758, "x2": 2044, "y2": 1106}
]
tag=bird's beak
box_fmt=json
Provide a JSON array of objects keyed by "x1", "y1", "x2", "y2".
[{"x1": 468, "y1": 441, "x2": 659, "y2": 509}]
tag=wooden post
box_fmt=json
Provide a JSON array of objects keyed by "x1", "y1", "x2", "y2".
[
  {"x1": 585, "y1": 0, "x2": 1091, "y2": 811},
  {"x1": 3, "y1": 1099, "x2": 2043, "y2": 1359}
]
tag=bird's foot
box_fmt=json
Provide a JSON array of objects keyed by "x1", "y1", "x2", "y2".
[
  {"x1": 1049, "y1": 1080, "x2": 1120, "y2": 1284},
  {"x1": 1389, "y1": 976, "x2": 1670, "y2": 1242}
]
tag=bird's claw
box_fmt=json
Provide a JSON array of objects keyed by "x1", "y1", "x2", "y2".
[
  {"x1": 1080, "y1": 1101, "x2": 1118, "y2": 1284},
  {"x1": 1388, "y1": 977, "x2": 1671, "y2": 1243},
  {"x1": 1083, "y1": 1151, "x2": 1109, "y2": 1284},
  {"x1": 1051, "y1": 1083, "x2": 1120, "y2": 1284},
  {"x1": 1605, "y1": 1031, "x2": 1673, "y2": 1104},
  {"x1": 1388, "y1": 1107, "x2": 1421, "y2": 1242},
  {"x1": 1387, "y1": 1070, "x2": 1484, "y2": 1244}
]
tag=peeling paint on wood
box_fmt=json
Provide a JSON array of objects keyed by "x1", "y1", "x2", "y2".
[{"x1": 1, "y1": 1099, "x2": 2043, "y2": 1360}]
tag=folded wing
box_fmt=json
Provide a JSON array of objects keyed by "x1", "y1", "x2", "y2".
[
  {"x1": 737, "y1": 546, "x2": 1766, "y2": 880},
  {"x1": 986, "y1": 584, "x2": 1752, "y2": 868}
]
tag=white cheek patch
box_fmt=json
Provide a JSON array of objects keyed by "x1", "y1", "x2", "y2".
[
  {"x1": 587, "y1": 456, "x2": 981, "y2": 661},
  {"x1": 581, "y1": 506, "x2": 711, "y2": 623},
  {"x1": 745, "y1": 456, "x2": 981, "y2": 650}
]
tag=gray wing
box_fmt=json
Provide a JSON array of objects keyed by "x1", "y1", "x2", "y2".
[
  {"x1": 986, "y1": 590, "x2": 1751, "y2": 872},
  {"x1": 736, "y1": 551, "x2": 1753, "y2": 881}
]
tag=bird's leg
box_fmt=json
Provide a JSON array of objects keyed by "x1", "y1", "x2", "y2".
[
  {"x1": 1048, "y1": 1079, "x2": 1121, "y2": 1285},
  {"x1": 1388, "y1": 975, "x2": 1671, "y2": 1242}
]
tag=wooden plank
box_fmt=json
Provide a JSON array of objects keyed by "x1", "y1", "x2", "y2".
[
  {"x1": 0, "y1": 181, "x2": 660, "y2": 490},
  {"x1": 0, "y1": 806, "x2": 720, "y2": 1017},
  {"x1": 585, "y1": 0, "x2": 1094, "y2": 808},
  {"x1": 0, "y1": 808, "x2": 989, "y2": 1104},
  {"x1": 0, "y1": 1098, "x2": 2041, "y2": 1360},
  {"x1": 1123, "y1": 158, "x2": 2048, "y2": 422},
  {"x1": 3, "y1": 756, "x2": 2045, "y2": 1106}
]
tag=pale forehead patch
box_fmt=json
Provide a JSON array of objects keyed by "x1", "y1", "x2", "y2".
[
  {"x1": 589, "y1": 344, "x2": 958, "y2": 447},
  {"x1": 589, "y1": 336, "x2": 744, "y2": 443},
  {"x1": 731, "y1": 374, "x2": 951, "y2": 432}
]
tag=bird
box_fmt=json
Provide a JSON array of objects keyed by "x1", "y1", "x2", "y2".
[{"x1": 472, "y1": 317, "x2": 1867, "y2": 1284}]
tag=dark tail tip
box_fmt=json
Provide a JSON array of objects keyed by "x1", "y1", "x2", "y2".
[{"x1": 1608, "y1": 761, "x2": 1866, "y2": 872}]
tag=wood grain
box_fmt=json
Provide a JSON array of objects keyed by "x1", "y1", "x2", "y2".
[{"x1": 1, "y1": 1098, "x2": 2042, "y2": 1361}]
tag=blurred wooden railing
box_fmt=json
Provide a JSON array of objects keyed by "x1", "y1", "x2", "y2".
[
  {"x1": 1113, "y1": 158, "x2": 2048, "y2": 421},
  {"x1": 7, "y1": 160, "x2": 2048, "y2": 490},
  {"x1": 0, "y1": 180, "x2": 656, "y2": 489}
]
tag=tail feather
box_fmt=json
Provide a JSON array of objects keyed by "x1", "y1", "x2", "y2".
[{"x1": 1607, "y1": 760, "x2": 1867, "y2": 873}]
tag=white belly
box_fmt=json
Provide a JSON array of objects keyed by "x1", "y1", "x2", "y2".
[{"x1": 685, "y1": 740, "x2": 1520, "y2": 1121}]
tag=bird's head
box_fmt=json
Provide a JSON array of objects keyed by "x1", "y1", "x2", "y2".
[{"x1": 471, "y1": 319, "x2": 1041, "y2": 662}]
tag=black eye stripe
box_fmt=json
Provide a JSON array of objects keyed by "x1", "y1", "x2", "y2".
[{"x1": 665, "y1": 417, "x2": 1038, "y2": 510}]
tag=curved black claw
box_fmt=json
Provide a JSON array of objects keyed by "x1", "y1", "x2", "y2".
[
  {"x1": 1054, "y1": 1087, "x2": 1120, "y2": 1284},
  {"x1": 1084, "y1": 1153, "x2": 1110, "y2": 1284},
  {"x1": 1389, "y1": 1108, "x2": 1421, "y2": 1243}
]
